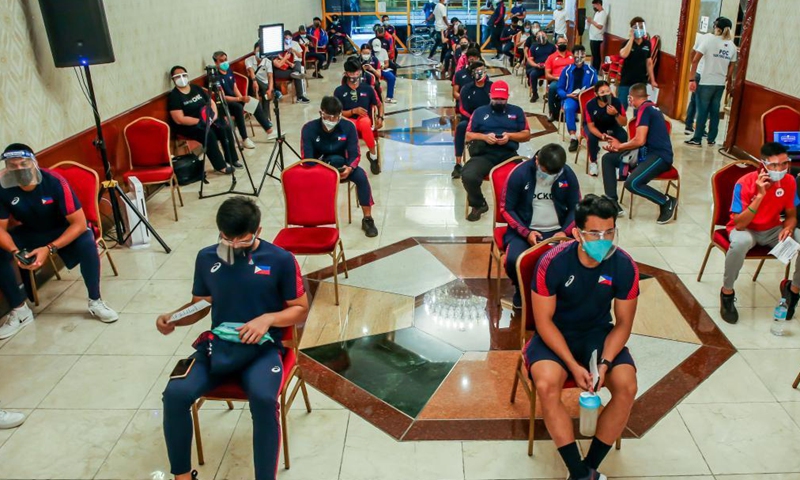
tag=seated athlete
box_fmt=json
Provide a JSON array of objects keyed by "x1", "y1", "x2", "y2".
[
  {"x1": 300, "y1": 96, "x2": 379, "y2": 238},
  {"x1": 213, "y1": 50, "x2": 272, "y2": 149},
  {"x1": 527, "y1": 194, "x2": 638, "y2": 480},
  {"x1": 502, "y1": 143, "x2": 581, "y2": 308},
  {"x1": 557, "y1": 45, "x2": 598, "y2": 153},
  {"x1": 0, "y1": 144, "x2": 119, "y2": 341},
  {"x1": 583, "y1": 81, "x2": 627, "y2": 177},
  {"x1": 453, "y1": 60, "x2": 493, "y2": 180}
]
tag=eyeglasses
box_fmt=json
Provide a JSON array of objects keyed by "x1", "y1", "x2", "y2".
[
  {"x1": 761, "y1": 159, "x2": 791, "y2": 171},
  {"x1": 321, "y1": 113, "x2": 341, "y2": 122},
  {"x1": 218, "y1": 234, "x2": 257, "y2": 249},
  {"x1": 171, "y1": 73, "x2": 188, "y2": 79},
  {"x1": 580, "y1": 228, "x2": 617, "y2": 241}
]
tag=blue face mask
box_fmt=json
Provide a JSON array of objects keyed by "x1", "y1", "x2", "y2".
[
  {"x1": 219, "y1": 61, "x2": 230, "y2": 71},
  {"x1": 633, "y1": 29, "x2": 645, "y2": 39},
  {"x1": 583, "y1": 239, "x2": 615, "y2": 263}
]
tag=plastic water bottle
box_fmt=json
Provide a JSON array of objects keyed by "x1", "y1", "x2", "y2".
[
  {"x1": 579, "y1": 392, "x2": 602, "y2": 437},
  {"x1": 772, "y1": 298, "x2": 789, "y2": 336}
]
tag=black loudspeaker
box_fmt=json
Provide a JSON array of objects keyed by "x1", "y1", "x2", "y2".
[{"x1": 38, "y1": 0, "x2": 115, "y2": 68}]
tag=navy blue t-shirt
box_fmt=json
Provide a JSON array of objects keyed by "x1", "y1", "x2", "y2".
[
  {"x1": 531, "y1": 241, "x2": 639, "y2": 338},
  {"x1": 467, "y1": 103, "x2": 530, "y2": 151},
  {"x1": 585, "y1": 96, "x2": 626, "y2": 133},
  {"x1": 636, "y1": 102, "x2": 674, "y2": 163},
  {"x1": 0, "y1": 169, "x2": 81, "y2": 232},
  {"x1": 526, "y1": 42, "x2": 557, "y2": 65},
  {"x1": 219, "y1": 69, "x2": 238, "y2": 97},
  {"x1": 458, "y1": 80, "x2": 493, "y2": 118},
  {"x1": 192, "y1": 240, "x2": 305, "y2": 341},
  {"x1": 333, "y1": 83, "x2": 380, "y2": 114},
  {"x1": 300, "y1": 118, "x2": 361, "y2": 168},
  {"x1": 453, "y1": 68, "x2": 473, "y2": 89}
]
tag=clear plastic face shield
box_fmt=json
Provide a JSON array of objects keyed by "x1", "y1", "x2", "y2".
[
  {"x1": 633, "y1": 22, "x2": 647, "y2": 39},
  {"x1": 579, "y1": 227, "x2": 618, "y2": 263},
  {"x1": 0, "y1": 150, "x2": 42, "y2": 189},
  {"x1": 216, "y1": 229, "x2": 260, "y2": 265}
]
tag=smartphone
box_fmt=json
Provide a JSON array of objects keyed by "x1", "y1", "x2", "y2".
[
  {"x1": 170, "y1": 358, "x2": 195, "y2": 379},
  {"x1": 14, "y1": 250, "x2": 34, "y2": 266}
]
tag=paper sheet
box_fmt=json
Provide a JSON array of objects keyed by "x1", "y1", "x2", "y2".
[
  {"x1": 647, "y1": 85, "x2": 660, "y2": 103},
  {"x1": 242, "y1": 97, "x2": 259, "y2": 114},
  {"x1": 590, "y1": 350, "x2": 600, "y2": 392},
  {"x1": 770, "y1": 237, "x2": 800, "y2": 265},
  {"x1": 169, "y1": 300, "x2": 211, "y2": 323}
]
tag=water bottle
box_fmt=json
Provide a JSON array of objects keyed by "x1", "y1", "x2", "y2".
[
  {"x1": 579, "y1": 392, "x2": 601, "y2": 437},
  {"x1": 771, "y1": 298, "x2": 789, "y2": 336}
]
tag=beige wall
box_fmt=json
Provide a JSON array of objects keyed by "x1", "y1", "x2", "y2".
[
  {"x1": 0, "y1": 0, "x2": 319, "y2": 151},
  {"x1": 746, "y1": 0, "x2": 800, "y2": 98},
  {"x1": 604, "y1": 0, "x2": 682, "y2": 55}
]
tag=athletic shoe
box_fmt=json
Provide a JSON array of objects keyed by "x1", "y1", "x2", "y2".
[
  {"x1": 266, "y1": 130, "x2": 278, "y2": 140},
  {"x1": 312, "y1": 72, "x2": 324, "y2": 79},
  {"x1": 684, "y1": 127, "x2": 694, "y2": 135},
  {"x1": 513, "y1": 291, "x2": 522, "y2": 309},
  {"x1": 88, "y1": 299, "x2": 119, "y2": 323},
  {"x1": 367, "y1": 152, "x2": 381, "y2": 175},
  {"x1": 529, "y1": 94, "x2": 537, "y2": 103},
  {"x1": 568, "y1": 469, "x2": 608, "y2": 480},
  {"x1": 547, "y1": 115, "x2": 558, "y2": 123},
  {"x1": 243, "y1": 138, "x2": 256, "y2": 149},
  {"x1": 217, "y1": 166, "x2": 234, "y2": 175},
  {"x1": 231, "y1": 160, "x2": 244, "y2": 169},
  {"x1": 612, "y1": 200, "x2": 625, "y2": 218},
  {"x1": 684, "y1": 139, "x2": 702, "y2": 146},
  {"x1": 588, "y1": 162, "x2": 599, "y2": 177},
  {"x1": 290, "y1": 71, "x2": 306, "y2": 80},
  {"x1": 0, "y1": 304, "x2": 34, "y2": 340},
  {"x1": 362, "y1": 217, "x2": 379, "y2": 237},
  {"x1": 297, "y1": 96, "x2": 311, "y2": 104},
  {"x1": 657, "y1": 196, "x2": 678, "y2": 224},
  {"x1": 707, "y1": 141, "x2": 716, "y2": 146},
  {"x1": 0, "y1": 410, "x2": 25, "y2": 429},
  {"x1": 466, "y1": 203, "x2": 489, "y2": 222},
  {"x1": 322, "y1": 64, "x2": 330, "y2": 70},
  {"x1": 568, "y1": 138, "x2": 579, "y2": 152},
  {"x1": 781, "y1": 279, "x2": 800, "y2": 320},
  {"x1": 386, "y1": 98, "x2": 397, "y2": 104},
  {"x1": 451, "y1": 163, "x2": 463, "y2": 179},
  {"x1": 720, "y1": 291, "x2": 738, "y2": 324}
]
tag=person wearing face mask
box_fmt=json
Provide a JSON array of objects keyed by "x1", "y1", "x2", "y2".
[
  {"x1": 515, "y1": 20, "x2": 533, "y2": 60},
  {"x1": 212, "y1": 51, "x2": 259, "y2": 150},
  {"x1": 499, "y1": 16, "x2": 521, "y2": 64},
  {"x1": 502, "y1": 143, "x2": 580, "y2": 308},
  {"x1": 327, "y1": 15, "x2": 351, "y2": 61},
  {"x1": 334, "y1": 57, "x2": 383, "y2": 174},
  {"x1": 618, "y1": 16, "x2": 657, "y2": 110},
  {"x1": 0, "y1": 144, "x2": 120, "y2": 342},
  {"x1": 308, "y1": 17, "x2": 333, "y2": 69},
  {"x1": 489, "y1": 0, "x2": 506, "y2": 60},
  {"x1": 557, "y1": 45, "x2": 597, "y2": 152},
  {"x1": 300, "y1": 97, "x2": 379, "y2": 237},
  {"x1": 357, "y1": 43, "x2": 384, "y2": 101},
  {"x1": 245, "y1": 42, "x2": 276, "y2": 136},
  {"x1": 453, "y1": 61, "x2": 493, "y2": 179},
  {"x1": 168, "y1": 65, "x2": 237, "y2": 173},
  {"x1": 719, "y1": 143, "x2": 800, "y2": 324},
  {"x1": 158, "y1": 197, "x2": 309, "y2": 480},
  {"x1": 600, "y1": 83, "x2": 677, "y2": 224},
  {"x1": 463, "y1": 81, "x2": 531, "y2": 220},
  {"x1": 271, "y1": 36, "x2": 310, "y2": 104},
  {"x1": 685, "y1": 17, "x2": 736, "y2": 148},
  {"x1": 583, "y1": 80, "x2": 627, "y2": 177},
  {"x1": 525, "y1": 30, "x2": 556, "y2": 103},
  {"x1": 295, "y1": 26, "x2": 326, "y2": 79},
  {"x1": 545, "y1": 36, "x2": 574, "y2": 122},
  {"x1": 440, "y1": 18, "x2": 461, "y2": 76},
  {"x1": 527, "y1": 194, "x2": 638, "y2": 480},
  {"x1": 510, "y1": 0, "x2": 526, "y2": 20},
  {"x1": 454, "y1": 40, "x2": 477, "y2": 74},
  {"x1": 586, "y1": 0, "x2": 607, "y2": 71},
  {"x1": 547, "y1": 0, "x2": 570, "y2": 38},
  {"x1": 369, "y1": 39, "x2": 397, "y2": 104}
]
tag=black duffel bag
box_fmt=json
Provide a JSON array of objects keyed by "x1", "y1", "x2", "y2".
[{"x1": 172, "y1": 153, "x2": 204, "y2": 186}]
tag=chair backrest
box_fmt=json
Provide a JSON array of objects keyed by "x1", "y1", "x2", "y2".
[
  {"x1": 650, "y1": 35, "x2": 661, "y2": 65},
  {"x1": 709, "y1": 160, "x2": 759, "y2": 231},
  {"x1": 123, "y1": 117, "x2": 171, "y2": 169},
  {"x1": 761, "y1": 105, "x2": 800, "y2": 146},
  {"x1": 281, "y1": 160, "x2": 340, "y2": 227},
  {"x1": 516, "y1": 237, "x2": 571, "y2": 347},
  {"x1": 233, "y1": 72, "x2": 249, "y2": 98},
  {"x1": 49, "y1": 161, "x2": 102, "y2": 235},
  {"x1": 490, "y1": 156, "x2": 526, "y2": 225},
  {"x1": 578, "y1": 89, "x2": 597, "y2": 136}
]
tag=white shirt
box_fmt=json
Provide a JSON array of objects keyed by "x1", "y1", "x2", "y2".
[
  {"x1": 697, "y1": 34, "x2": 737, "y2": 86},
  {"x1": 588, "y1": 9, "x2": 607, "y2": 41},
  {"x1": 374, "y1": 48, "x2": 389, "y2": 65},
  {"x1": 553, "y1": 8, "x2": 568, "y2": 36},
  {"x1": 434, "y1": 3, "x2": 448, "y2": 32},
  {"x1": 245, "y1": 55, "x2": 273, "y2": 84},
  {"x1": 529, "y1": 176, "x2": 560, "y2": 232},
  {"x1": 692, "y1": 32, "x2": 711, "y2": 75}
]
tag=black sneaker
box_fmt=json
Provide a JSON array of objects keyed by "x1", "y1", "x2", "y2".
[
  {"x1": 191, "y1": 470, "x2": 200, "y2": 480},
  {"x1": 297, "y1": 96, "x2": 311, "y2": 104},
  {"x1": 781, "y1": 279, "x2": 800, "y2": 320},
  {"x1": 720, "y1": 290, "x2": 738, "y2": 324},
  {"x1": 367, "y1": 152, "x2": 381, "y2": 175},
  {"x1": 362, "y1": 216, "x2": 378, "y2": 237},
  {"x1": 657, "y1": 196, "x2": 677, "y2": 224},
  {"x1": 568, "y1": 138, "x2": 579, "y2": 152},
  {"x1": 684, "y1": 139, "x2": 702, "y2": 146},
  {"x1": 707, "y1": 141, "x2": 716, "y2": 146},
  {"x1": 684, "y1": 127, "x2": 694, "y2": 135},
  {"x1": 216, "y1": 166, "x2": 234, "y2": 175},
  {"x1": 547, "y1": 115, "x2": 558, "y2": 123},
  {"x1": 612, "y1": 200, "x2": 625, "y2": 217},
  {"x1": 466, "y1": 203, "x2": 489, "y2": 222},
  {"x1": 332, "y1": 57, "x2": 338, "y2": 63},
  {"x1": 451, "y1": 163, "x2": 463, "y2": 179},
  {"x1": 231, "y1": 160, "x2": 243, "y2": 169},
  {"x1": 529, "y1": 94, "x2": 537, "y2": 103},
  {"x1": 312, "y1": 72, "x2": 324, "y2": 79},
  {"x1": 322, "y1": 64, "x2": 330, "y2": 70}
]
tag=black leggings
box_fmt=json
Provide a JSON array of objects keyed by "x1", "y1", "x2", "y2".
[
  {"x1": 175, "y1": 123, "x2": 236, "y2": 171},
  {"x1": 601, "y1": 152, "x2": 671, "y2": 206}
]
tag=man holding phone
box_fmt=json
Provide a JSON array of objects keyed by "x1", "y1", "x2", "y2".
[
  {"x1": 157, "y1": 197, "x2": 309, "y2": 480},
  {"x1": 0, "y1": 144, "x2": 119, "y2": 341},
  {"x1": 720, "y1": 142, "x2": 800, "y2": 324}
]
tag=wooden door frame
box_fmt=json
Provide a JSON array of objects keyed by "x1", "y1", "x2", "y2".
[
  {"x1": 674, "y1": 0, "x2": 703, "y2": 121},
  {"x1": 724, "y1": 0, "x2": 760, "y2": 152}
]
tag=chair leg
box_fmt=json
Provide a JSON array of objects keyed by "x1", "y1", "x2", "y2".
[
  {"x1": 615, "y1": 435, "x2": 622, "y2": 450},
  {"x1": 528, "y1": 382, "x2": 536, "y2": 456},
  {"x1": 674, "y1": 179, "x2": 680, "y2": 220},
  {"x1": 192, "y1": 402, "x2": 205, "y2": 466},
  {"x1": 298, "y1": 372, "x2": 312, "y2": 413},
  {"x1": 510, "y1": 357, "x2": 522, "y2": 403},
  {"x1": 347, "y1": 186, "x2": 352, "y2": 224},
  {"x1": 793, "y1": 369, "x2": 800, "y2": 389},
  {"x1": 339, "y1": 240, "x2": 349, "y2": 278},
  {"x1": 281, "y1": 400, "x2": 290, "y2": 469},
  {"x1": 174, "y1": 175, "x2": 184, "y2": 206},
  {"x1": 332, "y1": 252, "x2": 340, "y2": 306},
  {"x1": 28, "y1": 270, "x2": 39, "y2": 307},
  {"x1": 170, "y1": 182, "x2": 179, "y2": 222},
  {"x1": 226, "y1": 401, "x2": 234, "y2": 409},
  {"x1": 753, "y1": 259, "x2": 766, "y2": 282},
  {"x1": 696, "y1": 244, "x2": 714, "y2": 282},
  {"x1": 487, "y1": 246, "x2": 494, "y2": 279},
  {"x1": 628, "y1": 187, "x2": 634, "y2": 220}
]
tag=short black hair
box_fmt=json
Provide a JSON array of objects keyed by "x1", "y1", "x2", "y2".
[
  {"x1": 592, "y1": 0, "x2": 602, "y2": 5},
  {"x1": 511, "y1": 17, "x2": 520, "y2": 24},
  {"x1": 537, "y1": 144, "x2": 567, "y2": 173},
  {"x1": 212, "y1": 51, "x2": 226, "y2": 61},
  {"x1": 575, "y1": 195, "x2": 618, "y2": 229},
  {"x1": 375, "y1": 25, "x2": 385, "y2": 35},
  {"x1": 556, "y1": 0, "x2": 563, "y2": 3},
  {"x1": 466, "y1": 47, "x2": 481, "y2": 59},
  {"x1": 321, "y1": 96, "x2": 343, "y2": 115},
  {"x1": 593, "y1": 79, "x2": 611, "y2": 93},
  {"x1": 451, "y1": 16, "x2": 460, "y2": 23},
  {"x1": 253, "y1": 41, "x2": 260, "y2": 49},
  {"x1": 630, "y1": 83, "x2": 648, "y2": 98},
  {"x1": 468, "y1": 60, "x2": 485, "y2": 73},
  {"x1": 344, "y1": 56, "x2": 362, "y2": 73},
  {"x1": 572, "y1": 44, "x2": 586, "y2": 54},
  {"x1": 761, "y1": 142, "x2": 789, "y2": 159},
  {"x1": 216, "y1": 197, "x2": 261, "y2": 237},
  {"x1": 284, "y1": 30, "x2": 293, "y2": 36},
  {"x1": 3, "y1": 143, "x2": 34, "y2": 155},
  {"x1": 381, "y1": 15, "x2": 389, "y2": 20},
  {"x1": 313, "y1": 16, "x2": 321, "y2": 21},
  {"x1": 630, "y1": 16, "x2": 645, "y2": 27},
  {"x1": 169, "y1": 65, "x2": 187, "y2": 77},
  {"x1": 360, "y1": 43, "x2": 372, "y2": 51}
]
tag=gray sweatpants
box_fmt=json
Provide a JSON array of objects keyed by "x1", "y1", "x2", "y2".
[{"x1": 723, "y1": 226, "x2": 800, "y2": 290}]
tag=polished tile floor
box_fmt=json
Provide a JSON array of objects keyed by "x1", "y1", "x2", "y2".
[{"x1": 1, "y1": 54, "x2": 799, "y2": 479}]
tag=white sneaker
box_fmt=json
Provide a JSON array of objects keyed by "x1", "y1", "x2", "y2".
[
  {"x1": 243, "y1": 138, "x2": 256, "y2": 149},
  {"x1": 387, "y1": 98, "x2": 397, "y2": 104},
  {"x1": 88, "y1": 299, "x2": 119, "y2": 323},
  {"x1": 0, "y1": 410, "x2": 25, "y2": 429},
  {"x1": 588, "y1": 162, "x2": 599, "y2": 177},
  {"x1": 0, "y1": 304, "x2": 34, "y2": 340}
]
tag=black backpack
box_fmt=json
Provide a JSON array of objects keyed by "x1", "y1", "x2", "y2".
[{"x1": 172, "y1": 153, "x2": 204, "y2": 186}]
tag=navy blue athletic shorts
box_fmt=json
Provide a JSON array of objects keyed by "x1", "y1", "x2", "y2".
[{"x1": 523, "y1": 327, "x2": 636, "y2": 377}]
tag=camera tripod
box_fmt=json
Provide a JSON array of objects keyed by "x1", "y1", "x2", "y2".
[{"x1": 256, "y1": 90, "x2": 301, "y2": 195}]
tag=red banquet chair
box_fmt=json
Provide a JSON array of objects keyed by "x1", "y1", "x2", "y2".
[
  {"x1": 123, "y1": 117, "x2": 184, "y2": 221},
  {"x1": 573, "y1": 88, "x2": 598, "y2": 171},
  {"x1": 191, "y1": 325, "x2": 312, "y2": 470},
  {"x1": 273, "y1": 160, "x2": 348, "y2": 305},
  {"x1": 508, "y1": 237, "x2": 622, "y2": 456},
  {"x1": 761, "y1": 105, "x2": 800, "y2": 146},
  {"x1": 488, "y1": 156, "x2": 526, "y2": 304},
  {"x1": 697, "y1": 160, "x2": 790, "y2": 282},
  {"x1": 619, "y1": 118, "x2": 680, "y2": 219}
]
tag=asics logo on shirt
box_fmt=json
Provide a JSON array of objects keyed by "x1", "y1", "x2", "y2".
[
  {"x1": 11, "y1": 197, "x2": 19, "y2": 205},
  {"x1": 271, "y1": 366, "x2": 281, "y2": 373},
  {"x1": 211, "y1": 262, "x2": 221, "y2": 273},
  {"x1": 483, "y1": 114, "x2": 489, "y2": 120},
  {"x1": 524, "y1": 182, "x2": 530, "y2": 190},
  {"x1": 565, "y1": 275, "x2": 574, "y2": 287},
  {"x1": 315, "y1": 136, "x2": 320, "y2": 142}
]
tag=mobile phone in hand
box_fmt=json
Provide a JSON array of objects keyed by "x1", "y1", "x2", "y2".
[{"x1": 14, "y1": 250, "x2": 34, "y2": 266}]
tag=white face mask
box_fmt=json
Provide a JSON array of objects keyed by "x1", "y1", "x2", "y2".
[
  {"x1": 322, "y1": 118, "x2": 339, "y2": 130},
  {"x1": 362, "y1": 54, "x2": 372, "y2": 61},
  {"x1": 173, "y1": 74, "x2": 189, "y2": 88}
]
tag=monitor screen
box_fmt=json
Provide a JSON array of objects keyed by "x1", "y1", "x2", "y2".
[
  {"x1": 259, "y1": 24, "x2": 284, "y2": 57},
  {"x1": 774, "y1": 131, "x2": 800, "y2": 153}
]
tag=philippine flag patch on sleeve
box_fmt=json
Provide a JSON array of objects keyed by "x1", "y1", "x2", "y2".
[
  {"x1": 254, "y1": 265, "x2": 271, "y2": 276},
  {"x1": 598, "y1": 275, "x2": 612, "y2": 286}
]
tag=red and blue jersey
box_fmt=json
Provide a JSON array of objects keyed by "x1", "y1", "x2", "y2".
[
  {"x1": 333, "y1": 83, "x2": 380, "y2": 114},
  {"x1": 532, "y1": 241, "x2": 639, "y2": 338},
  {"x1": 729, "y1": 171, "x2": 799, "y2": 232},
  {"x1": 0, "y1": 169, "x2": 81, "y2": 232},
  {"x1": 300, "y1": 118, "x2": 361, "y2": 168}
]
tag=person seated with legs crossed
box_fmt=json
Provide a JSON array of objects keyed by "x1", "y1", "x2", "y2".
[
  {"x1": 557, "y1": 45, "x2": 598, "y2": 153},
  {"x1": 301, "y1": 96, "x2": 379, "y2": 238},
  {"x1": 583, "y1": 81, "x2": 627, "y2": 177},
  {"x1": 526, "y1": 194, "x2": 638, "y2": 480},
  {"x1": 502, "y1": 143, "x2": 581, "y2": 309},
  {"x1": 720, "y1": 142, "x2": 800, "y2": 324}
]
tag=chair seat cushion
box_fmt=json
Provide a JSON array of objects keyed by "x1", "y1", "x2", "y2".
[
  {"x1": 274, "y1": 227, "x2": 339, "y2": 254},
  {"x1": 712, "y1": 229, "x2": 774, "y2": 256},
  {"x1": 123, "y1": 166, "x2": 173, "y2": 184},
  {"x1": 493, "y1": 226, "x2": 507, "y2": 249},
  {"x1": 657, "y1": 167, "x2": 679, "y2": 180}
]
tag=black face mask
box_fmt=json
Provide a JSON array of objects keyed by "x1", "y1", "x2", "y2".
[
  {"x1": 599, "y1": 94, "x2": 612, "y2": 104},
  {"x1": 557, "y1": 44, "x2": 567, "y2": 52},
  {"x1": 12, "y1": 169, "x2": 34, "y2": 186},
  {"x1": 490, "y1": 102, "x2": 506, "y2": 112},
  {"x1": 460, "y1": 44, "x2": 468, "y2": 50}
]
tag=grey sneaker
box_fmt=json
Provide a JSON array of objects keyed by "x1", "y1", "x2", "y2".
[
  {"x1": 0, "y1": 304, "x2": 34, "y2": 340},
  {"x1": 88, "y1": 299, "x2": 119, "y2": 323},
  {"x1": 0, "y1": 410, "x2": 25, "y2": 429}
]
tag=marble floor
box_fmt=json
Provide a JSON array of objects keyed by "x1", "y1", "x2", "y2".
[{"x1": 1, "y1": 53, "x2": 799, "y2": 480}]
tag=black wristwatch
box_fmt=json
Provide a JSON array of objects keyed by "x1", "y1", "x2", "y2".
[
  {"x1": 600, "y1": 358, "x2": 613, "y2": 369},
  {"x1": 47, "y1": 243, "x2": 58, "y2": 255}
]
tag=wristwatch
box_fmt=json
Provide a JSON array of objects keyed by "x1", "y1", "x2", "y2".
[
  {"x1": 47, "y1": 243, "x2": 58, "y2": 255},
  {"x1": 600, "y1": 358, "x2": 613, "y2": 369}
]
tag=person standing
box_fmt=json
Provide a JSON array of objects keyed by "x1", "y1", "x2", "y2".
[
  {"x1": 685, "y1": 17, "x2": 736, "y2": 148},
  {"x1": 490, "y1": 0, "x2": 507, "y2": 59},
  {"x1": 428, "y1": 0, "x2": 449, "y2": 60},
  {"x1": 617, "y1": 17, "x2": 657, "y2": 111},
  {"x1": 586, "y1": 0, "x2": 607, "y2": 71},
  {"x1": 548, "y1": 0, "x2": 569, "y2": 39}
]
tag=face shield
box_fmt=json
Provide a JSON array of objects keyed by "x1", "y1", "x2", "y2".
[
  {"x1": 0, "y1": 150, "x2": 42, "y2": 189},
  {"x1": 216, "y1": 231, "x2": 259, "y2": 265}
]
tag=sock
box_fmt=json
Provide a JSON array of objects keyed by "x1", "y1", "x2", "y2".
[
  {"x1": 583, "y1": 436, "x2": 612, "y2": 470},
  {"x1": 557, "y1": 442, "x2": 589, "y2": 479},
  {"x1": 570, "y1": 134, "x2": 577, "y2": 140}
]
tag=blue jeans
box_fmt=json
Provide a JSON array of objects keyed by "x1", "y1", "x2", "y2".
[
  {"x1": 692, "y1": 84, "x2": 725, "y2": 143},
  {"x1": 383, "y1": 70, "x2": 396, "y2": 98},
  {"x1": 685, "y1": 73, "x2": 701, "y2": 129},
  {"x1": 617, "y1": 85, "x2": 631, "y2": 111}
]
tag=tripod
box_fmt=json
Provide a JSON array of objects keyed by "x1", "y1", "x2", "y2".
[
  {"x1": 199, "y1": 69, "x2": 258, "y2": 199},
  {"x1": 256, "y1": 92, "x2": 301, "y2": 195},
  {"x1": 82, "y1": 65, "x2": 171, "y2": 254}
]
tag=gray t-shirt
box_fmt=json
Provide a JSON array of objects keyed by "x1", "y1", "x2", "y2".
[{"x1": 529, "y1": 176, "x2": 560, "y2": 232}]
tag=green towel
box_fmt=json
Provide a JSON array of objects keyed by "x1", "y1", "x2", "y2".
[{"x1": 211, "y1": 322, "x2": 273, "y2": 345}]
